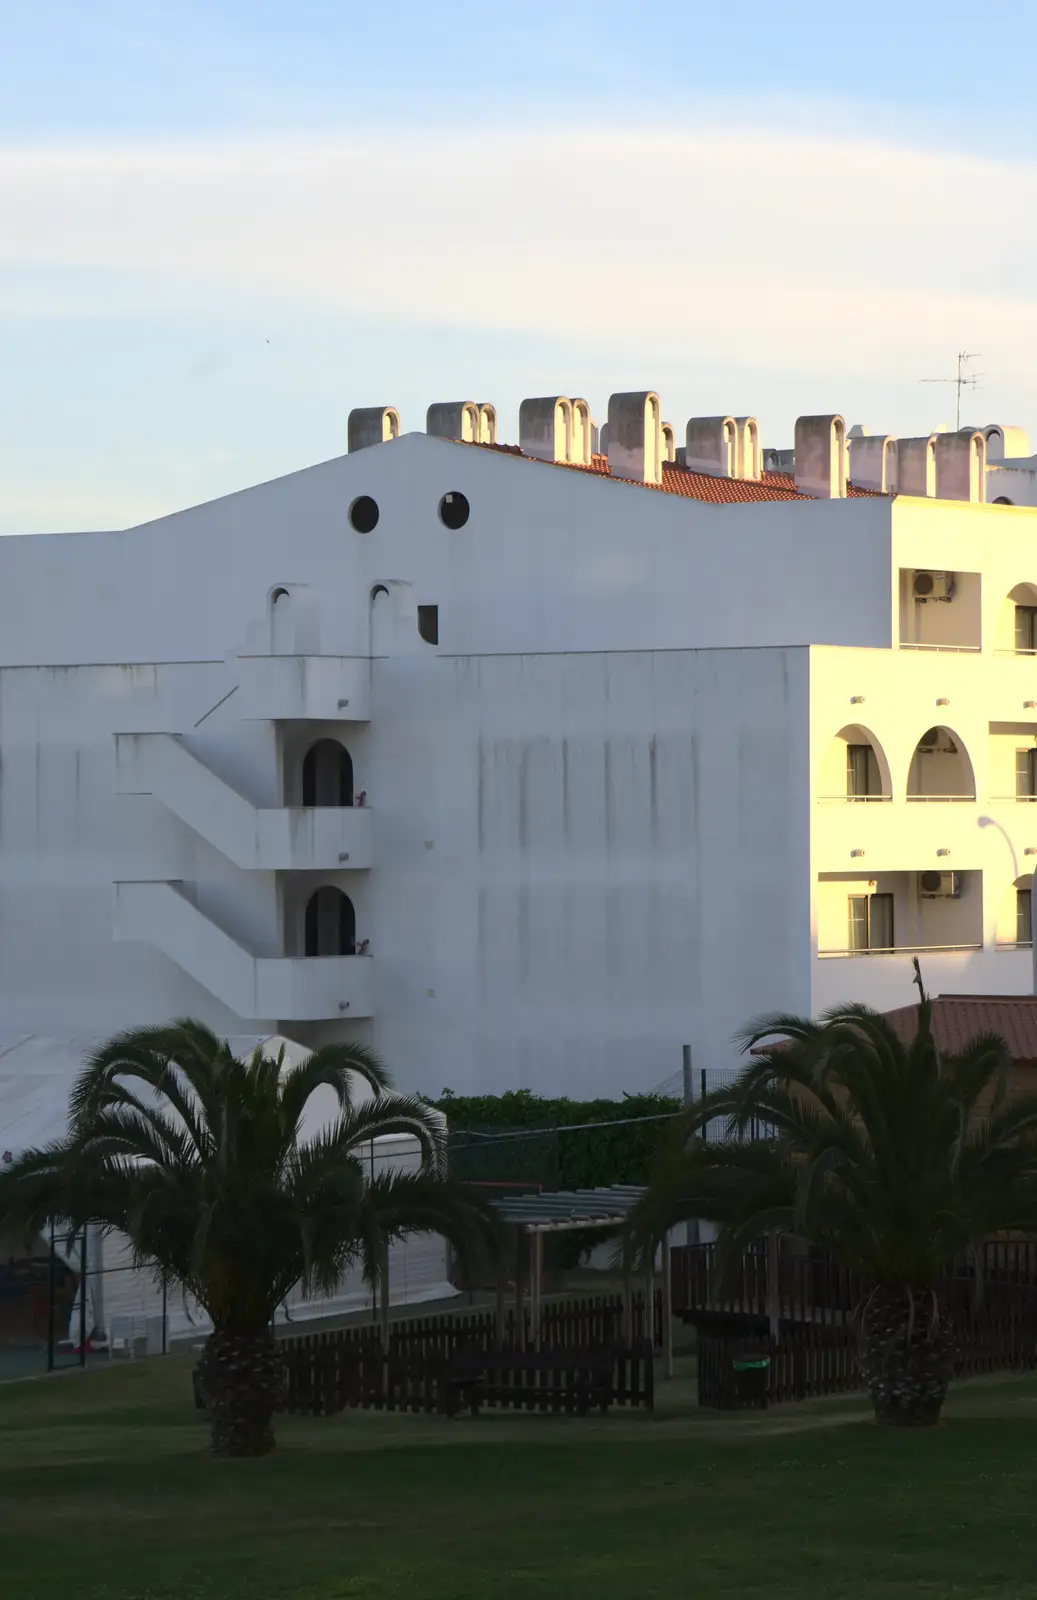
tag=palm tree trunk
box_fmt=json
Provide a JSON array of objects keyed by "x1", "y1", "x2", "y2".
[
  {"x1": 859, "y1": 1286, "x2": 955, "y2": 1426},
  {"x1": 196, "y1": 1326, "x2": 285, "y2": 1457}
]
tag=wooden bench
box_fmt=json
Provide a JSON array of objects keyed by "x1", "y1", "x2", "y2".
[{"x1": 442, "y1": 1347, "x2": 617, "y2": 1418}]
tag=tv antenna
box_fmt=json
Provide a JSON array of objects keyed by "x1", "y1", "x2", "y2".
[{"x1": 921, "y1": 350, "x2": 983, "y2": 431}]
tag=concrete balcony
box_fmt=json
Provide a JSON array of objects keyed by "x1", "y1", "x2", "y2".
[
  {"x1": 813, "y1": 796, "x2": 985, "y2": 873},
  {"x1": 113, "y1": 881, "x2": 373, "y2": 1021},
  {"x1": 236, "y1": 655, "x2": 370, "y2": 721},
  {"x1": 115, "y1": 734, "x2": 373, "y2": 870}
]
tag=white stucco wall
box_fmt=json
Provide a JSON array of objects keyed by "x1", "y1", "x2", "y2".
[{"x1": 1, "y1": 434, "x2": 1036, "y2": 1106}]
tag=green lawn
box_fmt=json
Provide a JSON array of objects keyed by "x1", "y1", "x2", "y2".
[{"x1": 2, "y1": 1356, "x2": 1037, "y2": 1599}]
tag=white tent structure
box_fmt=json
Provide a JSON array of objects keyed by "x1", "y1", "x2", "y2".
[{"x1": 0, "y1": 1033, "x2": 456, "y2": 1349}]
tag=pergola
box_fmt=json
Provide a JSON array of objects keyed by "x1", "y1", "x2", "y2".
[{"x1": 487, "y1": 1185, "x2": 674, "y2": 1376}]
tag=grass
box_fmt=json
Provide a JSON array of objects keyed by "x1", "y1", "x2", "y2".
[{"x1": 3, "y1": 1356, "x2": 1037, "y2": 1599}]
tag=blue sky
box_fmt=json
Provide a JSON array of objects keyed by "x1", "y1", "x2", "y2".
[{"x1": 1, "y1": 0, "x2": 1036, "y2": 530}]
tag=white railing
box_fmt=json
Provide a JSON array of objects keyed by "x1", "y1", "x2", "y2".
[
  {"x1": 817, "y1": 794, "x2": 893, "y2": 803},
  {"x1": 818, "y1": 942, "x2": 983, "y2": 959},
  {"x1": 905, "y1": 793, "x2": 976, "y2": 802},
  {"x1": 996, "y1": 940, "x2": 1034, "y2": 951},
  {"x1": 991, "y1": 795, "x2": 1037, "y2": 803},
  {"x1": 994, "y1": 648, "x2": 1037, "y2": 657},
  {"x1": 897, "y1": 641, "x2": 982, "y2": 652}
]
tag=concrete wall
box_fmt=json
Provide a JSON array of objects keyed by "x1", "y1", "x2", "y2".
[
  {"x1": 0, "y1": 639, "x2": 811, "y2": 1094},
  {"x1": 0, "y1": 434, "x2": 895, "y2": 669},
  {"x1": 310, "y1": 645, "x2": 813, "y2": 1095}
]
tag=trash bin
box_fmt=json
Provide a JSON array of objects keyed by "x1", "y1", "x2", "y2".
[{"x1": 732, "y1": 1355, "x2": 770, "y2": 1409}]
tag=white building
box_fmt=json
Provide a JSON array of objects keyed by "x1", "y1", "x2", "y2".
[{"x1": 0, "y1": 396, "x2": 1035, "y2": 1109}]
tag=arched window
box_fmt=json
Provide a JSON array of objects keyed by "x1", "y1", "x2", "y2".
[
  {"x1": 304, "y1": 887, "x2": 356, "y2": 957},
  {"x1": 302, "y1": 740, "x2": 354, "y2": 807}
]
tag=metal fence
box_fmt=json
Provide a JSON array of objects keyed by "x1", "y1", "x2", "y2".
[{"x1": 0, "y1": 1226, "x2": 170, "y2": 1381}]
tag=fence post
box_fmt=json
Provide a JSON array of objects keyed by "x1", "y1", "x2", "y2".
[
  {"x1": 621, "y1": 1266, "x2": 633, "y2": 1344},
  {"x1": 766, "y1": 1230, "x2": 780, "y2": 1342},
  {"x1": 79, "y1": 1227, "x2": 87, "y2": 1366},
  {"x1": 681, "y1": 1046, "x2": 698, "y2": 1248},
  {"x1": 495, "y1": 1269, "x2": 506, "y2": 1347},
  {"x1": 46, "y1": 1218, "x2": 56, "y2": 1373},
  {"x1": 530, "y1": 1230, "x2": 543, "y2": 1351},
  {"x1": 514, "y1": 1228, "x2": 526, "y2": 1351},
  {"x1": 661, "y1": 1233, "x2": 674, "y2": 1379},
  {"x1": 642, "y1": 1258, "x2": 654, "y2": 1349}
]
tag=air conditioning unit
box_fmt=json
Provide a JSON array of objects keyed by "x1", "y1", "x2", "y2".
[
  {"x1": 916, "y1": 727, "x2": 957, "y2": 755},
  {"x1": 918, "y1": 870, "x2": 961, "y2": 898},
  {"x1": 913, "y1": 570, "x2": 955, "y2": 602}
]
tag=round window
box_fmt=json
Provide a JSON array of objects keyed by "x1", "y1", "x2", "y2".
[
  {"x1": 349, "y1": 495, "x2": 379, "y2": 533},
  {"x1": 438, "y1": 491, "x2": 470, "y2": 530}
]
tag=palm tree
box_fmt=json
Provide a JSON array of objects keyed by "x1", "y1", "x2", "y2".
[
  {"x1": 0, "y1": 1021, "x2": 499, "y2": 1457},
  {"x1": 627, "y1": 968, "x2": 1037, "y2": 1425}
]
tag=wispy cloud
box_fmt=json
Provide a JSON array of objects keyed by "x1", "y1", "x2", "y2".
[
  {"x1": 2, "y1": 122, "x2": 1036, "y2": 384},
  {"x1": 3, "y1": 115, "x2": 1037, "y2": 533}
]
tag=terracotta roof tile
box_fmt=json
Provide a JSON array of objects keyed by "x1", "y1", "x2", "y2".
[
  {"x1": 883, "y1": 994, "x2": 1037, "y2": 1067},
  {"x1": 466, "y1": 440, "x2": 888, "y2": 505}
]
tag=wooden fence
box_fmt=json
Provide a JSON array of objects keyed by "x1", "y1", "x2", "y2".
[
  {"x1": 671, "y1": 1239, "x2": 1037, "y2": 1328},
  {"x1": 683, "y1": 1241, "x2": 1037, "y2": 1407},
  {"x1": 697, "y1": 1307, "x2": 1037, "y2": 1410},
  {"x1": 280, "y1": 1289, "x2": 661, "y2": 1417}
]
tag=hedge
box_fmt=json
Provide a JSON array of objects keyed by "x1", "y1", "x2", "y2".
[{"x1": 430, "y1": 1088, "x2": 681, "y2": 1193}]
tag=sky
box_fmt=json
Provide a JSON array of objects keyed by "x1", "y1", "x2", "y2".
[{"x1": 2, "y1": 0, "x2": 1036, "y2": 532}]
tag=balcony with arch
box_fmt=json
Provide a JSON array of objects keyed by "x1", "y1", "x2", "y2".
[
  {"x1": 994, "y1": 582, "x2": 1037, "y2": 657},
  {"x1": 905, "y1": 726, "x2": 976, "y2": 803},
  {"x1": 817, "y1": 726, "x2": 892, "y2": 803},
  {"x1": 814, "y1": 724, "x2": 982, "y2": 872}
]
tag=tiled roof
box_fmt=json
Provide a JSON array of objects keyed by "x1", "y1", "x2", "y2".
[
  {"x1": 883, "y1": 994, "x2": 1037, "y2": 1067},
  {"x1": 467, "y1": 441, "x2": 887, "y2": 504}
]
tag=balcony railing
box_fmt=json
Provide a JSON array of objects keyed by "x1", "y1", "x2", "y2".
[
  {"x1": 897, "y1": 642, "x2": 981, "y2": 652},
  {"x1": 905, "y1": 793, "x2": 976, "y2": 802},
  {"x1": 818, "y1": 942, "x2": 983, "y2": 959},
  {"x1": 817, "y1": 794, "x2": 893, "y2": 803}
]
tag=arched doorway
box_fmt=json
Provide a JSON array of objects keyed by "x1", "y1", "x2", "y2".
[
  {"x1": 302, "y1": 740, "x2": 353, "y2": 807},
  {"x1": 304, "y1": 888, "x2": 356, "y2": 957}
]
